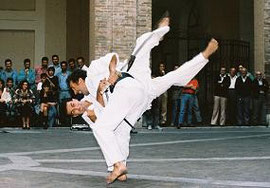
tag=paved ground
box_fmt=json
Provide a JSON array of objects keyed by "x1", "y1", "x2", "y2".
[{"x1": 0, "y1": 126, "x2": 270, "y2": 188}]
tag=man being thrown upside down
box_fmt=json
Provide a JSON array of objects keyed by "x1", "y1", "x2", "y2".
[{"x1": 63, "y1": 15, "x2": 218, "y2": 184}]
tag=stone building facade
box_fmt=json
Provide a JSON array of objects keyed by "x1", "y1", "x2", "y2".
[{"x1": 89, "y1": 0, "x2": 152, "y2": 61}]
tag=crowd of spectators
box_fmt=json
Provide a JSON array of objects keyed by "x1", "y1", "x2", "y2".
[
  {"x1": 0, "y1": 56, "x2": 269, "y2": 129},
  {"x1": 143, "y1": 63, "x2": 269, "y2": 130},
  {"x1": 0, "y1": 56, "x2": 88, "y2": 129}
]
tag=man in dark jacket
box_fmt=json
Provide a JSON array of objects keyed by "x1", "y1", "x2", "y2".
[
  {"x1": 211, "y1": 67, "x2": 230, "y2": 125},
  {"x1": 252, "y1": 71, "x2": 269, "y2": 125},
  {"x1": 235, "y1": 68, "x2": 253, "y2": 125}
]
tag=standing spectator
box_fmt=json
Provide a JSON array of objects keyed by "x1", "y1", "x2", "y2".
[
  {"x1": 171, "y1": 65, "x2": 181, "y2": 126},
  {"x1": 76, "y1": 57, "x2": 88, "y2": 71},
  {"x1": 235, "y1": 68, "x2": 253, "y2": 125},
  {"x1": 144, "y1": 99, "x2": 163, "y2": 131},
  {"x1": 40, "y1": 82, "x2": 57, "y2": 129},
  {"x1": 5, "y1": 78, "x2": 16, "y2": 120},
  {"x1": 57, "y1": 61, "x2": 71, "y2": 102},
  {"x1": 1, "y1": 59, "x2": 17, "y2": 84},
  {"x1": 157, "y1": 62, "x2": 168, "y2": 126},
  {"x1": 14, "y1": 80, "x2": 35, "y2": 129},
  {"x1": 227, "y1": 67, "x2": 238, "y2": 125},
  {"x1": 51, "y1": 55, "x2": 61, "y2": 76},
  {"x1": 18, "y1": 58, "x2": 36, "y2": 90},
  {"x1": 252, "y1": 71, "x2": 269, "y2": 125},
  {"x1": 35, "y1": 56, "x2": 49, "y2": 85},
  {"x1": 68, "y1": 58, "x2": 77, "y2": 73},
  {"x1": 211, "y1": 67, "x2": 230, "y2": 126},
  {"x1": 178, "y1": 78, "x2": 199, "y2": 128},
  {"x1": 237, "y1": 64, "x2": 254, "y2": 81},
  {"x1": 57, "y1": 61, "x2": 71, "y2": 126},
  {"x1": 192, "y1": 88, "x2": 203, "y2": 125}
]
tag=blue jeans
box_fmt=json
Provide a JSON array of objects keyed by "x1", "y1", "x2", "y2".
[
  {"x1": 192, "y1": 96, "x2": 202, "y2": 123},
  {"x1": 59, "y1": 91, "x2": 71, "y2": 102},
  {"x1": 178, "y1": 94, "x2": 195, "y2": 125},
  {"x1": 48, "y1": 106, "x2": 57, "y2": 127}
]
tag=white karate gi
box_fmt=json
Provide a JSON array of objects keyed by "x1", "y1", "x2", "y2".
[{"x1": 83, "y1": 26, "x2": 209, "y2": 168}]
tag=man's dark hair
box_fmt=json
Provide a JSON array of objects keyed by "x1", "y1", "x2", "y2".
[
  {"x1": 67, "y1": 69, "x2": 87, "y2": 84},
  {"x1": 52, "y1": 55, "x2": 59, "y2": 59},
  {"x1": 76, "y1": 56, "x2": 85, "y2": 62},
  {"x1": 24, "y1": 58, "x2": 31, "y2": 65},
  {"x1": 42, "y1": 56, "x2": 49, "y2": 62},
  {"x1": 6, "y1": 77, "x2": 14, "y2": 83},
  {"x1": 5, "y1": 59, "x2": 12, "y2": 65},
  {"x1": 40, "y1": 73, "x2": 47, "y2": 78},
  {"x1": 42, "y1": 81, "x2": 50, "y2": 88},
  {"x1": 60, "y1": 61, "x2": 68, "y2": 67},
  {"x1": 47, "y1": 66, "x2": 55, "y2": 72},
  {"x1": 61, "y1": 98, "x2": 73, "y2": 116},
  {"x1": 68, "y1": 58, "x2": 75, "y2": 63}
]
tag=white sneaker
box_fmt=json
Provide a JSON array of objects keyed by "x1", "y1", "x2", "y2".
[
  {"x1": 147, "y1": 125, "x2": 152, "y2": 130},
  {"x1": 156, "y1": 126, "x2": 163, "y2": 131}
]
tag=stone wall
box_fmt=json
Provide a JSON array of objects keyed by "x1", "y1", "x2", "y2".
[
  {"x1": 264, "y1": 0, "x2": 270, "y2": 120},
  {"x1": 91, "y1": 0, "x2": 151, "y2": 61},
  {"x1": 264, "y1": 0, "x2": 270, "y2": 81}
]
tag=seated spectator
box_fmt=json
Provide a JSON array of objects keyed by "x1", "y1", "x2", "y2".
[
  {"x1": 5, "y1": 78, "x2": 16, "y2": 119},
  {"x1": 37, "y1": 73, "x2": 48, "y2": 92},
  {"x1": 45, "y1": 67, "x2": 59, "y2": 126},
  {"x1": 40, "y1": 82, "x2": 57, "y2": 129},
  {"x1": 14, "y1": 80, "x2": 35, "y2": 129},
  {"x1": 46, "y1": 67, "x2": 59, "y2": 99},
  {"x1": 0, "y1": 79, "x2": 9, "y2": 125}
]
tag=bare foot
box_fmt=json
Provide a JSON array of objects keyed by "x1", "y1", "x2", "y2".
[
  {"x1": 158, "y1": 17, "x2": 170, "y2": 28},
  {"x1": 106, "y1": 162, "x2": 127, "y2": 184},
  {"x1": 117, "y1": 174, "x2": 127, "y2": 182},
  {"x1": 202, "y1": 38, "x2": 219, "y2": 59}
]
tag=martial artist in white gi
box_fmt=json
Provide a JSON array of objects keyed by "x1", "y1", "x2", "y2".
[{"x1": 67, "y1": 21, "x2": 218, "y2": 183}]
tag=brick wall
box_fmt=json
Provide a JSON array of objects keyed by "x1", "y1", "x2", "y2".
[
  {"x1": 264, "y1": 0, "x2": 270, "y2": 119},
  {"x1": 93, "y1": 0, "x2": 151, "y2": 61}
]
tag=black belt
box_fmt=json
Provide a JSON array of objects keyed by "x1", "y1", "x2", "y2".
[
  {"x1": 105, "y1": 72, "x2": 135, "y2": 130},
  {"x1": 109, "y1": 72, "x2": 134, "y2": 93}
]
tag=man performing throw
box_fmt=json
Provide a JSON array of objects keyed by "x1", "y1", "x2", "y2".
[{"x1": 65, "y1": 16, "x2": 218, "y2": 184}]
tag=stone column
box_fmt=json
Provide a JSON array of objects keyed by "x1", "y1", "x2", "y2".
[
  {"x1": 255, "y1": 0, "x2": 270, "y2": 124},
  {"x1": 254, "y1": 0, "x2": 264, "y2": 73},
  {"x1": 264, "y1": 0, "x2": 270, "y2": 81},
  {"x1": 89, "y1": 0, "x2": 152, "y2": 61}
]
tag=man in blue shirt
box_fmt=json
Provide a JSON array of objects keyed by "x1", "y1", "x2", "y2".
[
  {"x1": 1, "y1": 59, "x2": 17, "y2": 85},
  {"x1": 50, "y1": 55, "x2": 61, "y2": 76},
  {"x1": 18, "y1": 58, "x2": 36, "y2": 90},
  {"x1": 57, "y1": 61, "x2": 71, "y2": 102},
  {"x1": 57, "y1": 61, "x2": 71, "y2": 126}
]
